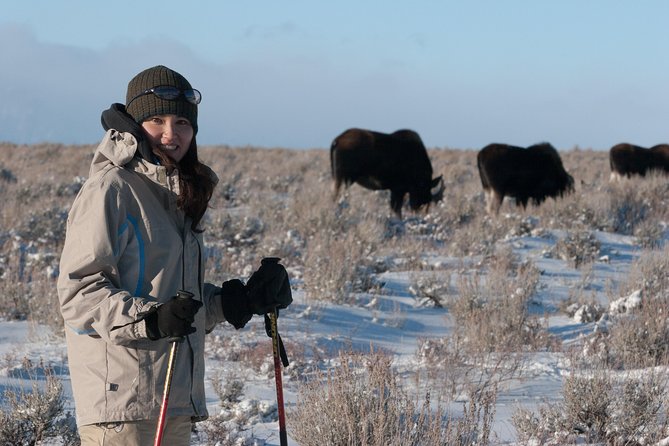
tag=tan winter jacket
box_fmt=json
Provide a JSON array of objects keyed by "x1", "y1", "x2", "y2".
[{"x1": 58, "y1": 129, "x2": 225, "y2": 427}]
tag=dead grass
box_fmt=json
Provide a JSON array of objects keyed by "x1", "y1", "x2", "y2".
[
  {"x1": 512, "y1": 364, "x2": 668, "y2": 445},
  {"x1": 600, "y1": 244, "x2": 669, "y2": 369},
  {"x1": 0, "y1": 357, "x2": 78, "y2": 445},
  {"x1": 415, "y1": 245, "x2": 555, "y2": 399},
  {"x1": 289, "y1": 349, "x2": 496, "y2": 446}
]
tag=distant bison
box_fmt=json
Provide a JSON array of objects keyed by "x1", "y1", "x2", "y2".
[
  {"x1": 331, "y1": 128, "x2": 444, "y2": 218},
  {"x1": 477, "y1": 142, "x2": 574, "y2": 215},
  {"x1": 609, "y1": 143, "x2": 669, "y2": 181}
]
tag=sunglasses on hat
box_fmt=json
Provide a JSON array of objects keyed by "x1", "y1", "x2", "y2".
[{"x1": 127, "y1": 86, "x2": 202, "y2": 108}]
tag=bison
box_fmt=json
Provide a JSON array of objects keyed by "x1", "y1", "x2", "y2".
[
  {"x1": 477, "y1": 142, "x2": 574, "y2": 215},
  {"x1": 609, "y1": 143, "x2": 669, "y2": 181},
  {"x1": 330, "y1": 128, "x2": 444, "y2": 218}
]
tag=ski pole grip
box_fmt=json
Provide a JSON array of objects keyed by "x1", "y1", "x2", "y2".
[
  {"x1": 176, "y1": 290, "x2": 194, "y2": 300},
  {"x1": 167, "y1": 290, "x2": 195, "y2": 343}
]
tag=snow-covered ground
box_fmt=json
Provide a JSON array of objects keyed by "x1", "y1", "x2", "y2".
[{"x1": 0, "y1": 225, "x2": 656, "y2": 445}]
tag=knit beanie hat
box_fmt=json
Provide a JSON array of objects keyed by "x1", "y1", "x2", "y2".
[{"x1": 125, "y1": 65, "x2": 198, "y2": 134}]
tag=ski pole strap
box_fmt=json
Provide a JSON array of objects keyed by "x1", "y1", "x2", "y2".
[{"x1": 265, "y1": 313, "x2": 289, "y2": 367}]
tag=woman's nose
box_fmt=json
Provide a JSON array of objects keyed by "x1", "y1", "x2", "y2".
[{"x1": 161, "y1": 124, "x2": 175, "y2": 140}]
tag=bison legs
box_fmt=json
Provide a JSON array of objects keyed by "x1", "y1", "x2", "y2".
[
  {"x1": 484, "y1": 188, "x2": 503, "y2": 215},
  {"x1": 332, "y1": 177, "x2": 344, "y2": 202},
  {"x1": 609, "y1": 171, "x2": 624, "y2": 182},
  {"x1": 390, "y1": 190, "x2": 405, "y2": 219}
]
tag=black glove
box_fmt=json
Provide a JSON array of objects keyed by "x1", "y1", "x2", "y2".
[
  {"x1": 220, "y1": 279, "x2": 253, "y2": 330},
  {"x1": 245, "y1": 257, "x2": 293, "y2": 315},
  {"x1": 145, "y1": 294, "x2": 203, "y2": 340}
]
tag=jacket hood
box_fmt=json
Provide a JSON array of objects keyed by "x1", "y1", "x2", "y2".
[{"x1": 90, "y1": 129, "x2": 142, "y2": 177}]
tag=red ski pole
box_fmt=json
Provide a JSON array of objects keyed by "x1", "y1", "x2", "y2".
[
  {"x1": 268, "y1": 308, "x2": 288, "y2": 446},
  {"x1": 154, "y1": 290, "x2": 193, "y2": 446}
]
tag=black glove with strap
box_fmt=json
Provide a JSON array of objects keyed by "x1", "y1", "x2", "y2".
[
  {"x1": 145, "y1": 293, "x2": 203, "y2": 340},
  {"x1": 250, "y1": 258, "x2": 292, "y2": 366},
  {"x1": 246, "y1": 257, "x2": 293, "y2": 315}
]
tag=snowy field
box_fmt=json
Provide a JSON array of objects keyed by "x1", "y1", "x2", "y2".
[
  {"x1": 0, "y1": 228, "x2": 657, "y2": 444},
  {"x1": 1, "y1": 144, "x2": 668, "y2": 445}
]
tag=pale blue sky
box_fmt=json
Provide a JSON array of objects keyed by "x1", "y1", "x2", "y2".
[{"x1": 2, "y1": 1, "x2": 668, "y2": 149}]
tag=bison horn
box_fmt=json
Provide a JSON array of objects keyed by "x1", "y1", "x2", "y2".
[{"x1": 431, "y1": 175, "x2": 445, "y2": 202}]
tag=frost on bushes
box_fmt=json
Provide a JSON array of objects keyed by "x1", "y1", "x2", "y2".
[
  {"x1": 634, "y1": 219, "x2": 668, "y2": 249},
  {"x1": 198, "y1": 372, "x2": 279, "y2": 446},
  {"x1": 590, "y1": 247, "x2": 669, "y2": 368},
  {"x1": 608, "y1": 290, "x2": 642, "y2": 315},
  {"x1": 302, "y1": 229, "x2": 379, "y2": 304},
  {"x1": 203, "y1": 213, "x2": 267, "y2": 277},
  {"x1": 15, "y1": 206, "x2": 69, "y2": 248},
  {"x1": 0, "y1": 360, "x2": 78, "y2": 445},
  {"x1": 504, "y1": 216, "x2": 539, "y2": 238},
  {"x1": 384, "y1": 215, "x2": 441, "y2": 239},
  {"x1": 413, "y1": 256, "x2": 554, "y2": 398},
  {"x1": 199, "y1": 399, "x2": 279, "y2": 446},
  {"x1": 512, "y1": 371, "x2": 667, "y2": 445},
  {"x1": 409, "y1": 273, "x2": 449, "y2": 308},
  {"x1": 564, "y1": 302, "x2": 604, "y2": 323},
  {"x1": 553, "y1": 230, "x2": 601, "y2": 268},
  {"x1": 609, "y1": 187, "x2": 650, "y2": 235},
  {"x1": 207, "y1": 213, "x2": 265, "y2": 248},
  {"x1": 288, "y1": 350, "x2": 486, "y2": 446},
  {"x1": 262, "y1": 228, "x2": 305, "y2": 261}
]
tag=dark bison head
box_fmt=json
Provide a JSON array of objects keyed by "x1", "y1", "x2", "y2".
[
  {"x1": 409, "y1": 175, "x2": 444, "y2": 211},
  {"x1": 331, "y1": 128, "x2": 444, "y2": 218}
]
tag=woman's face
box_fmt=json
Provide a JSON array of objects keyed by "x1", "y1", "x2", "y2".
[{"x1": 141, "y1": 114, "x2": 194, "y2": 163}]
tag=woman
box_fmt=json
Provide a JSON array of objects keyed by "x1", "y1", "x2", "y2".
[{"x1": 57, "y1": 65, "x2": 291, "y2": 445}]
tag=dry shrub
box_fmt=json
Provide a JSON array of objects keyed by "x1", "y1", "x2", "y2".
[
  {"x1": 608, "y1": 185, "x2": 651, "y2": 235},
  {"x1": 605, "y1": 295, "x2": 669, "y2": 369},
  {"x1": 536, "y1": 187, "x2": 608, "y2": 232},
  {"x1": 408, "y1": 271, "x2": 451, "y2": 308},
  {"x1": 594, "y1": 245, "x2": 669, "y2": 369},
  {"x1": 633, "y1": 218, "x2": 668, "y2": 250},
  {"x1": 0, "y1": 358, "x2": 78, "y2": 445},
  {"x1": 302, "y1": 221, "x2": 381, "y2": 304},
  {"x1": 199, "y1": 377, "x2": 281, "y2": 445},
  {"x1": 512, "y1": 368, "x2": 667, "y2": 445},
  {"x1": 445, "y1": 213, "x2": 550, "y2": 259},
  {"x1": 197, "y1": 371, "x2": 249, "y2": 446},
  {"x1": 0, "y1": 145, "x2": 88, "y2": 333},
  {"x1": 605, "y1": 174, "x2": 669, "y2": 245},
  {"x1": 0, "y1": 144, "x2": 91, "y2": 232},
  {"x1": 206, "y1": 326, "x2": 271, "y2": 373},
  {"x1": 623, "y1": 244, "x2": 669, "y2": 299},
  {"x1": 451, "y1": 247, "x2": 549, "y2": 353},
  {"x1": 289, "y1": 349, "x2": 495, "y2": 446},
  {"x1": 0, "y1": 228, "x2": 65, "y2": 339},
  {"x1": 199, "y1": 329, "x2": 309, "y2": 446},
  {"x1": 416, "y1": 247, "x2": 554, "y2": 398},
  {"x1": 553, "y1": 230, "x2": 601, "y2": 269},
  {"x1": 0, "y1": 277, "x2": 32, "y2": 320},
  {"x1": 446, "y1": 215, "x2": 492, "y2": 257}
]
